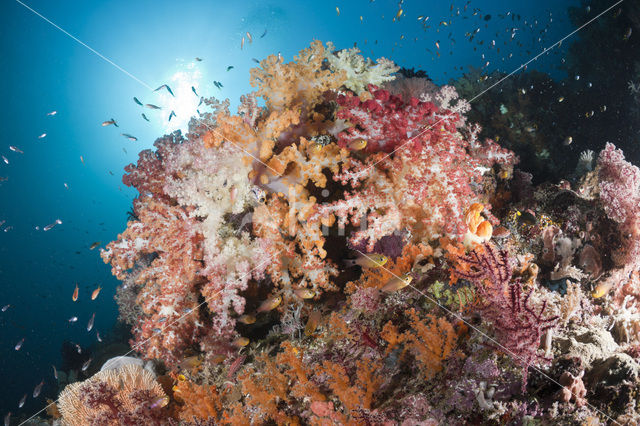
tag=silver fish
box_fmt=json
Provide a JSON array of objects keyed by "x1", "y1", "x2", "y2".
[
  {"x1": 68, "y1": 316, "x2": 78, "y2": 323},
  {"x1": 87, "y1": 313, "x2": 95, "y2": 332},
  {"x1": 246, "y1": 32, "x2": 252, "y2": 43},
  {"x1": 144, "y1": 104, "x2": 161, "y2": 110},
  {"x1": 121, "y1": 133, "x2": 138, "y2": 142},
  {"x1": 74, "y1": 343, "x2": 81, "y2": 354},
  {"x1": 2, "y1": 156, "x2": 8, "y2": 165},
  {"x1": 43, "y1": 221, "x2": 58, "y2": 231},
  {"x1": 241, "y1": 36, "x2": 245, "y2": 50},
  {"x1": 37, "y1": 133, "x2": 47, "y2": 139},
  {"x1": 18, "y1": 394, "x2": 26, "y2": 408},
  {"x1": 52, "y1": 365, "x2": 58, "y2": 380},
  {"x1": 1, "y1": 304, "x2": 10, "y2": 312},
  {"x1": 133, "y1": 97, "x2": 143, "y2": 106},
  {"x1": 154, "y1": 84, "x2": 174, "y2": 97},
  {"x1": 33, "y1": 380, "x2": 44, "y2": 398},
  {"x1": 14, "y1": 338, "x2": 24, "y2": 351},
  {"x1": 101, "y1": 119, "x2": 118, "y2": 127},
  {"x1": 82, "y1": 358, "x2": 92, "y2": 372},
  {"x1": 96, "y1": 331, "x2": 102, "y2": 342},
  {"x1": 9, "y1": 146, "x2": 23, "y2": 154},
  {"x1": 4, "y1": 412, "x2": 10, "y2": 426},
  {"x1": 46, "y1": 110, "x2": 57, "y2": 116}
]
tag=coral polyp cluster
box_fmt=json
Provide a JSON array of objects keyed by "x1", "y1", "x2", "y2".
[{"x1": 73, "y1": 40, "x2": 640, "y2": 424}]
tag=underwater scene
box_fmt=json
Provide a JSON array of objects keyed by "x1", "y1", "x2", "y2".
[{"x1": 1, "y1": 0, "x2": 640, "y2": 424}]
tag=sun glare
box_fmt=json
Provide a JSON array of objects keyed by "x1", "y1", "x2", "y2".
[{"x1": 156, "y1": 63, "x2": 203, "y2": 133}]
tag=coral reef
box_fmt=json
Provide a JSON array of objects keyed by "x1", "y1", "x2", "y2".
[{"x1": 88, "y1": 40, "x2": 640, "y2": 424}]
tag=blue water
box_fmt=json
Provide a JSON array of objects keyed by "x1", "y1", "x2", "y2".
[{"x1": 0, "y1": 0, "x2": 582, "y2": 420}]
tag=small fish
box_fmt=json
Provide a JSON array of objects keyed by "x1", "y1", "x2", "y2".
[
  {"x1": 81, "y1": 358, "x2": 92, "y2": 371},
  {"x1": 149, "y1": 396, "x2": 169, "y2": 409},
  {"x1": 15, "y1": 338, "x2": 24, "y2": 351},
  {"x1": 237, "y1": 314, "x2": 256, "y2": 325},
  {"x1": 64, "y1": 182, "x2": 69, "y2": 189},
  {"x1": 121, "y1": 133, "x2": 138, "y2": 142},
  {"x1": 195, "y1": 57, "x2": 203, "y2": 61},
  {"x1": 72, "y1": 283, "x2": 79, "y2": 301},
  {"x1": 1, "y1": 156, "x2": 7, "y2": 165},
  {"x1": 252, "y1": 58, "x2": 260, "y2": 63},
  {"x1": 74, "y1": 343, "x2": 81, "y2": 353},
  {"x1": 96, "y1": 331, "x2": 102, "y2": 342},
  {"x1": 145, "y1": 104, "x2": 161, "y2": 110},
  {"x1": 18, "y1": 394, "x2": 26, "y2": 408},
  {"x1": 623, "y1": 27, "x2": 632, "y2": 41},
  {"x1": 141, "y1": 113, "x2": 150, "y2": 122},
  {"x1": 9, "y1": 146, "x2": 23, "y2": 154},
  {"x1": 524, "y1": 126, "x2": 536, "y2": 133},
  {"x1": 198, "y1": 97, "x2": 203, "y2": 106},
  {"x1": 168, "y1": 111, "x2": 176, "y2": 122},
  {"x1": 52, "y1": 365, "x2": 58, "y2": 380},
  {"x1": 80, "y1": 155, "x2": 84, "y2": 164},
  {"x1": 91, "y1": 286, "x2": 101, "y2": 300},
  {"x1": 304, "y1": 310, "x2": 321, "y2": 336},
  {"x1": 516, "y1": 210, "x2": 537, "y2": 226},
  {"x1": 191, "y1": 86, "x2": 199, "y2": 97},
  {"x1": 347, "y1": 138, "x2": 367, "y2": 151},
  {"x1": 260, "y1": 29, "x2": 267, "y2": 38},
  {"x1": 585, "y1": 110, "x2": 594, "y2": 118},
  {"x1": 226, "y1": 65, "x2": 234, "y2": 71},
  {"x1": 89, "y1": 241, "x2": 101, "y2": 250},
  {"x1": 246, "y1": 32, "x2": 252, "y2": 43},
  {"x1": 101, "y1": 119, "x2": 118, "y2": 127},
  {"x1": 33, "y1": 380, "x2": 44, "y2": 398},
  {"x1": 563, "y1": 136, "x2": 573, "y2": 146},
  {"x1": 256, "y1": 294, "x2": 282, "y2": 313},
  {"x1": 336, "y1": 6, "x2": 340, "y2": 16},
  {"x1": 558, "y1": 96, "x2": 564, "y2": 103},
  {"x1": 381, "y1": 272, "x2": 413, "y2": 293},
  {"x1": 87, "y1": 313, "x2": 95, "y2": 331},
  {"x1": 233, "y1": 337, "x2": 250, "y2": 347},
  {"x1": 4, "y1": 412, "x2": 10, "y2": 426},
  {"x1": 68, "y1": 316, "x2": 78, "y2": 323},
  {"x1": 294, "y1": 288, "x2": 316, "y2": 299},
  {"x1": 152, "y1": 328, "x2": 162, "y2": 333},
  {"x1": 46, "y1": 110, "x2": 57, "y2": 116},
  {"x1": 44, "y1": 221, "x2": 58, "y2": 231},
  {"x1": 157, "y1": 317, "x2": 167, "y2": 323},
  {"x1": 241, "y1": 36, "x2": 245, "y2": 50},
  {"x1": 396, "y1": 8, "x2": 403, "y2": 19},
  {"x1": 154, "y1": 84, "x2": 175, "y2": 96},
  {"x1": 182, "y1": 307, "x2": 193, "y2": 314},
  {"x1": 1, "y1": 304, "x2": 10, "y2": 312},
  {"x1": 345, "y1": 253, "x2": 388, "y2": 268},
  {"x1": 435, "y1": 41, "x2": 440, "y2": 49}
]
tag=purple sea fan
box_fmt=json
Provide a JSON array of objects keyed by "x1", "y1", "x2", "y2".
[{"x1": 451, "y1": 243, "x2": 559, "y2": 390}]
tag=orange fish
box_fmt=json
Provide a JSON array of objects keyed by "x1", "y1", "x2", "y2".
[
  {"x1": 304, "y1": 310, "x2": 321, "y2": 336},
  {"x1": 237, "y1": 314, "x2": 256, "y2": 325},
  {"x1": 72, "y1": 283, "x2": 79, "y2": 302},
  {"x1": 234, "y1": 337, "x2": 250, "y2": 347},
  {"x1": 91, "y1": 286, "x2": 102, "y2": 301},
  {"x1": 257, "y1": 295, "x2": 282, "y2": 313}
]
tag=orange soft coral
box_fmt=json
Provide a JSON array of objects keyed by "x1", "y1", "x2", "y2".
[
  {"x1": 250, "y1": 40, "x2": 346, "y2": 111},
  {"x1": 173, "y1": 378, "x2": 223, "y2": 422}
]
